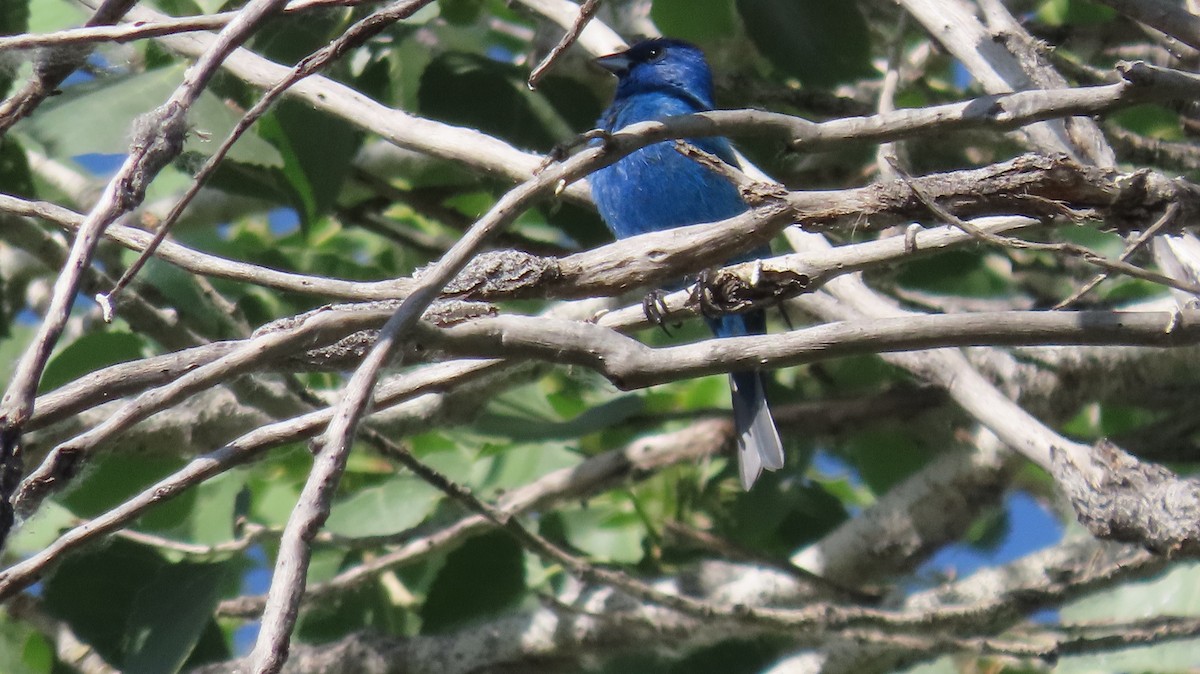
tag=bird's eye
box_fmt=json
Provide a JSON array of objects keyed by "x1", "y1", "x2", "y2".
[{"x1": 646, "y1": 46, "x2": 664, "y2": 61}]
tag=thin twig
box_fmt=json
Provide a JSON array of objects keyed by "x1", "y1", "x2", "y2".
[
  {"x1": 663, "y1": 521, "x2": 880, "y2": 603},
  {"x1": 13, "y1": 305, "x2": 398, "y2": 519},
  {"x1": 218, "y1": 417, "x2": 730, "y2": 617},
  {"x1": 100, "y1": 0, "x2": 438, "y2": 313},
  {"x1": 0, "y1": 359, "x2": 508, "y2": 602},
  {"x1": 0, "y1": 0, "x2": 380, "y2": 52},
  {"x1": 0, "y1": 0, "x2": 291, "y2": 551},
  {"x1": 0, "y1": 0, "x2": 138, "y2": 135},
  {"x1": 1093, "y1": 0, "x2": 1200, "y2": 53},
  {"x1": 1056, "y1": 202, "x2": 1181, "y2": 308},
  {"x1": 6, "y1": 594, "x2": 120, "y2": 674},
  {"x1": 246, "y1": 127, "x2": 632, "y2": 672},
  {"x1": 0, "y1": 193, "x2": 415, "y2": 301},
  {"x1": 876, "y1": 12, "x2": 909, "y2": 180},
  {"x1": 527, "y1": 0, "x2": 603, "y2": 89},
  {"x1": 888, "y1": 157, "x2": 1200, "y2": 298},
  {"x1": 419, "y1": 309, "x2": 1200, "y2": 394},
  {"x1": 112, "y1": 521, "x2": 271, "y2": 556}
]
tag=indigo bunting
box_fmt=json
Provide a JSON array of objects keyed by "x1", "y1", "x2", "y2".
[{"x1": 590, "y1": 38, "x2": 784, "y2": 489}]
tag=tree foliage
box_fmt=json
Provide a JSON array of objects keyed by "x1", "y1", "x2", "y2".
[{"x1": 2, "y1": 0, "x2": 1200, "y2": 673}]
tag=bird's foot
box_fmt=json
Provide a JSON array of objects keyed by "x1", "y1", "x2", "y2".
[
  {"x1": 642, "y1": 289, "x2": 678, "y2": 335},
  {"x1": 690, "y1": 268, "x2": 724, "y2": 319},
  {"x1": 537, "y1": 144, "x2": 571, "y2": 173},
  {"x1": 538, "y1": 129, "x2": 611, "y2": 173}
]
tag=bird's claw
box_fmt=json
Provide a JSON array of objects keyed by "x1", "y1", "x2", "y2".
[
  {"x1": 642, "y1": 289, "x2": 676, "y2": 335},
  {"x1": 584, "y1": 128, "x2": 613, "y2": 147},
  {"x1": 538, "y1": 129, "x2": 613, "y2": 174},
  {"x1": 537, "y1": 143, "x2": 572, "y2": 174},
  {"x1": 690, "y1": 268, "x2": 724, "y2": 319}
]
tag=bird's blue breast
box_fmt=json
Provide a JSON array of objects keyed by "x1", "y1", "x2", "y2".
[{"x1": 590, "y1": 92, "x2": 747, "y2": 240}]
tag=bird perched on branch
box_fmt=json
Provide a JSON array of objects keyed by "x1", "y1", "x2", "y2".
[{"x1": 589, "y1": 38, "x2": 784, "y2": 489}]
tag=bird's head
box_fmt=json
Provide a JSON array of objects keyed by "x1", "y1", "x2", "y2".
[{"x1": 595, "y1": 38, "x2": 716, "y2": 108}]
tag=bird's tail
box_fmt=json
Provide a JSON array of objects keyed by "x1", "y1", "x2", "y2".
[{"x1": 729, "y1": 370, "x2": 784, "y2": 490}]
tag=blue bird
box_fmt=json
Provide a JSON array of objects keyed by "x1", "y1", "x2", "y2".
[{"x1": 589, "y1": 38, "x2": 784, "y2": 489}]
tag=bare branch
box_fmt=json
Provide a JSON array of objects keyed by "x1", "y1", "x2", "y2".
[
  {"x1": 897, "y1": 0, "x2": 1105, "y2": 161},
  {"x1": 527, "y1": 0, "x2": 603, "y2": 89},
  {"x1": 0, "y1": 0, "x2": 292, "y2": 550},
  {"x1": 0, "y1": 0, "x2": 380, "y2": 52},
  {"x1": 1094, "y1": 0, "x2": 1200, "y2": 53},
  {"x1": 0, "y1": 0, "x2": 138, "y2": 135},
  {"x1": 419, "y1": 309, "x2": 1200, "y2": 397},
  {"x1": 101, "y1": 0, "x2": 438, "y2": 311},
  {"x1": 218, "y1": 417, "x2": 732, "y2": 618},
  {"x1": 0, "y1": 358, "x2": 514, "y2": 602}
]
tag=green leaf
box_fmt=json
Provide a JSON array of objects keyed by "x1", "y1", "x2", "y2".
[
  {"x1": 736, "y1": 0, "x2": 874, "y2": 86},
  {"x1": 306, "y1": 546, "x2": 350, "y2": 585},
  {"x1": 6, "y1": 499, "x2": 74, "y2": 557},
  {"x1": 186, "y1": 470, "x2": 249, "y2": 547},
  {"x1": 732, "y1": 476, "x2": 848, "y2": 554},
  {"x1": 474, "y1": 394, "x2": 645, "y2": 442},
  {"x1": 960, "y1": 504, "x2": 1009, "y2": 551},
  {"x1": 671, "y1": 639, "x2": 780, "y2": 674},
  {"x1": 251, "y1": 8, "x2": 346, "y2": 64},
  {"x1": 418, "y1": 52, "x2": 575, "y2": 153},
  {"x1": 1036, "y1": 0, "x2": 1116, "y2": 26},
  {"x1": 185, "y1": 87, "x2": 285, "y2": 167},
  {"x1": 1064, "y1": 561, "x2": 1200, "y2": 619},
  {"x1": 1098, "y1": 404, "x2": 1162, "y2": 438},
  {"x1": 0, "y1": 295, "x2": 28, "y2": 342},
  {"x1": 652, "y1": 0, "x2": 737, "y2": 42},
  {"x1": 141, "y1": 259, "x2": 228, "y2": 336},
  {"x1": 247, "y1": 451, "x2": 311, "y2": 526},
  {"x1": 389, "y1": 27, "x2": 438, "y2": 110},
  {"x1": 146, "y1": 0, "x2": 202, "y2": 15},
  {"x1": 182, "y1": 620, "x2": 232, "y2": 670},
  {"x1": 410, "y1": 434, "x2": 479, "y2": 486},
  {"x1": 40, "y1": 330, "x2": 145, "y2": 393},
  {"x1": 16, "y1": 67, "x2": 178, "y2": 155},
  {"x1": 1058, "y1": 561, "x2": 1200, "y2": 672},
  {"x1": 256, "y1": 101, "x2": 361, "y2": 225},
  {"x1": 0, "y1": 319, "x2": 34, "y2": 369},
  {"x1": 536, "y1": 73, "x2": 604, "y2": 137},
  {"x1": 1111, "y1": 103, "x2": 1184, "y2": 140},
  {"x1": 191, "y1": 0, "x2": 226, "y2": 13},
  {"x1": 123, "y1": 562, "x2": 228, "y2": 674},
  {"x1": 0, "y1": 137, "x2": 35, "y2": 200},
  {"x1": 901, "y1": 656, "x2": 961, "y2": 674},
  {"x1": 475, "y1": 441, "x2": 580, "y2": 493},
  {"x1": 58, "y1": 454, "x2": 188, "y2": 522},
  {"x1": 326, "y1": 476, "x2": 442, "y2": 537},
  {"x1": 192, "y1": 161, "x2": 292, "y2": 223},
  {"x1": 598, "y1": 653, "x2": 685, "y2": 674},
  {"x1": 897, "y1": 250, "x2": 1010, "y2": 297},
  {"x1": 42, "y1": 539, "x2": 168, "y2": 667},
  {"x1": 298, "y1": 577, "x2": 401, "y2": 642},
  {"x1": 556, "y1": 502, "x2": 647, "y2": 564},
  {"x1": 438, "y1": 0, "x2": 485, "y2": 24},
  {"x1": 0, "y1": 613, "x2": 52, "y2": 674},
  {"x1": 842, "y1": 427, "x2": 936, "y2": 494},
  {"x1": 420, "y1": 531, "x2": 526, "y2": 633},
  {"x1": 14, "y1": 64, "x2": 281, "y2": 166},
  {"x1": 473, "y1": 379, "x2": 643, "y2": 444},
  {"x1": 0, "y1": 0, "x2": 30, "y2": 100},
  {"x1": 27, "y1": 0, "x2": 84, "y2": 33}
]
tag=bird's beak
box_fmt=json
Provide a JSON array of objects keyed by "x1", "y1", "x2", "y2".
[{"x1": 595, "y1": 50, "x2": 632, "y2": 76}]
